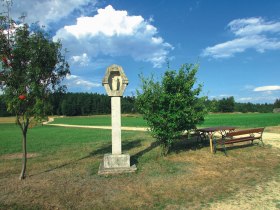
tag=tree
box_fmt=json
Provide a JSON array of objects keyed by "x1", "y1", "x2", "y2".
[
  {"x1": 274, "y1": 98, "x2": 280, "y2": 108},
  {"x1": 218, "y1": 97, "x2": 235, "y2": 112},
  {"x1": 136, "y1": 64, "x2": 207, "y2": 155},
  {"x1": 0, "y1": 11, "x2": 70, "y2": 179}
]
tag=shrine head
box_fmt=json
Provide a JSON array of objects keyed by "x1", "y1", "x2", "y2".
[{"x1": 102, "y1": 64, "x2": 129, "y2": 97}]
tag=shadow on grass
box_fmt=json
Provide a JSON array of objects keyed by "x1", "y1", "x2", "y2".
[
  {"x1": 170, "y1": 134, "x2": 210, "y2": 154},
  {"x1": 30, "y1": 139, "x2": 143, "y2": 177},
  {"x1": 130, "y1": 141, "x2": 159, "y2": 165},
  {"x1": 30, "y1": 135, "x2": 215, "y2": 177},
  {"x1": 214, "y1": 142, "x2": 261, "y2": 155},
  {"x1": 131, "y1": 134, "x2": 211, "y2": 164}
]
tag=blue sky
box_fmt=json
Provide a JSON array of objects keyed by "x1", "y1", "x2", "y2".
[{"x1": 7, "y1": 0, "x2": 280, "y2": 103}]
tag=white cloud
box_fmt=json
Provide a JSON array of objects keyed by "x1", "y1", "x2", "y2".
[
  {"x1": 253, "y1": 85, "x2": 280, "y2": 92},
  {"x1": 236, "y1": 95, "x2": 278, "y2": 103},
  {"x1": 228, "y1": 17, "x2": 280, "y2": 37},
  {"x1": 71, "y1": 53, "x2": 90, "y2": 66},
  {"x1": 65, "y1": 74, "x2": 101, "y2": 91},
  {"x1": 64, "y1": 5, "x2": 144, "y2": 38},
  {"x1": 53, "y1": 5, "x2": 173, "y2": 68},
  {"x1": 237, "y1": 97, "x2": 254, "y2": 102},
  {"x1": 10, "y1": 0, "x2": 97, "y2": 26},
  {"x1": 202, "y1": 17, "x2": 280, "y2": 58}
]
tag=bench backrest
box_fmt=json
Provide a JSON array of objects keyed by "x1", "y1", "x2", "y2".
[{"x1": 226, "y1": 127, "x2": 265, "y2": 137}]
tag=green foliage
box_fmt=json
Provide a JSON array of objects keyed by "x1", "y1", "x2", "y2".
[
  {"x1": 205, "y1": 97, "x2": 273, "y2": 113},
  {"x1": 136, "y1": 64, "x2": 207, "y2": 155},
  {"x1": 0, "y1": 94, "x2": 11, "y2": 116},
  {"x1": 218, "y1": 96, "x2": 235, "y2": 112},
  {"x1": 234, "y1": 102, "x2": 273, "y2": 113},
  {"x1": 0, "y1": 13, "x2": 69, "y2": 179},
  {"x1": 47, "y1": 92, "x2": 135, "y2": 116},
  {"x1": 274, "y1": 98, "x2": 280, "y2": 108},
  {"x1": 0, "y1": 23, "x2": 69, "y2": 122}
]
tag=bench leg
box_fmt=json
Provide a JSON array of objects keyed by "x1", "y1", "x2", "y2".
[
  {"x1": 222, "y1": 139, "x2": 228, "y2": 156},
  {"x1": 259, "y1": 137, "x2": 264, "y2": 146},
  {"x1": 196, "y1": 132, "x2": 200, "y2": 145},
  {"x1": 213, "y1": 138, "x2": 217, "y2": 154}
]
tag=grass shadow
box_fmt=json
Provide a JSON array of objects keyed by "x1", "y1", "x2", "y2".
[
  {"x1": 130, "y1": 141, "x2": 159, "y2": 165},
  {"x1": 88, "y1": 139, "x2": 142, "y2": 157},
  {"x1": 214, "y1": 142, "x2": 262, "y2": 155},
  {"x1": 170, "y1": 134, "x2": 210, "y2": 154},
  {"x1": 30, "y1": 139, "x2": 143, "y2": 177}
]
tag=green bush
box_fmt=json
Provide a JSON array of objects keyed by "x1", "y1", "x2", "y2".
[{"x1": 136, "y1": 64, "x2": 207, "y2": 155}]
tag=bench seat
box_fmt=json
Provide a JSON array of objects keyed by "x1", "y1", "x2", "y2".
[
  {"x1": 214, "y1": 127, "x2": 264, "y2": 155},
  {"x1": 216, "y1": 136, "x2": 259, "y2": 144}
]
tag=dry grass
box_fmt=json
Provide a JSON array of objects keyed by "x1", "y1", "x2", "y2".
[
  {"x1": 0, "y1": 131, "x2": 279, "y2": 210},
  {"x1": 0, "y1": 117, "x2": 16, "y2": 124},
  {"x1": 1, "y1": 153, "x2": 39, "y2": 160},
  {"x1": 265, "y1": 126, "x2": 280, "y2": 133}
]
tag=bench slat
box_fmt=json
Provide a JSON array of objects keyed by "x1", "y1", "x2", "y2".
[
  {"x1": 216, "y1": 136, "x2": 260, "y2": 145},
  {"x1": 226, "y1": 127, "x2": 264, "y2": 137}
]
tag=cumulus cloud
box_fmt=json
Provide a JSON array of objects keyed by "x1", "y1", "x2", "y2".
[
  {"x1": 202, "y1": 17, "x2": 280, "y2": 58},
  {"x1": 53, "y1": 5, "x2": 173, "y2": 68},
  {"x1": 253, "y1": 85, "x2": 280, "y2": 92},
  {"x1": 10, "y1": 0, "x2": 97, "y2": 26},
  {"x1": 65, "y1": 74, "x2": 101, "y2": 91}
]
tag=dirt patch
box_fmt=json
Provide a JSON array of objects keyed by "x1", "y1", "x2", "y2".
[
  {"x1": 263, "y1": 132, "x2": 280, "y2": 149},
  {"x1": 208, "y1": 179, "x2": 280, "y2": 210},
  {"x1": 265, "y1": 126, "x2": 280, "y2": 133},
  {"x1": 1, "y1": 153, "x2": 39, "y2": 160}
]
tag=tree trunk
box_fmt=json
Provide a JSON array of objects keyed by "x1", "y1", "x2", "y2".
[{"x1": 19, "y1": 126, "x2": 28, "y2": 180}]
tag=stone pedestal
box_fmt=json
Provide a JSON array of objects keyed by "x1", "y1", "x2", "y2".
[{"x1": 98, "y1": 154, "x2": 137, "y2": 175}]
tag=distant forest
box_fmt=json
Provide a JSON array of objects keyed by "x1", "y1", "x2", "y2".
[
  {"x1": 0, "y1": 93, "x2": 278, "y2": 117},
  {"x1": 0, "y1": 93, "x2": 136, "y2": 117}
]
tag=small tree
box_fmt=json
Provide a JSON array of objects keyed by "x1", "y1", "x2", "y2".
[
  {"x1": 136, "y1": 64, "x2": 207, "y2": 155},
  {"x1": 274, "y1": 98, "x2": 280, "y2": 108},
  {"x1": 0, "y1": 14, "x2": 70, "y2": 179}
]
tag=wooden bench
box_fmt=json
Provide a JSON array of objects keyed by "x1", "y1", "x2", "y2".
[{"x1": 213, "y1": 127, "x2": 265, "y2": 155}]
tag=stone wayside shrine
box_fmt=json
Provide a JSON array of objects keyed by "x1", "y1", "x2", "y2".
[{"x1": 98, "y1": 64, "x2": 137, "y2": 175}]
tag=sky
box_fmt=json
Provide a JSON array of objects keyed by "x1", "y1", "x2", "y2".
[{"x1": 4, "y1": 0, "x2": 280, "y2": 103}]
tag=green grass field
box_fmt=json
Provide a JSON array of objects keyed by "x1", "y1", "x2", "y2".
[
  {"x1": 0, "y1": 113, "x2": 280, "y2": 209},
  {"x1": 201, "y1": 113, "x2": 280, "y2": 128},
  {"x1": 50, "y1": 113, "x2": 280, "y2": 128}
]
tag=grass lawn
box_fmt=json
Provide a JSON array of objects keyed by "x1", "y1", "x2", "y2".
[
  {"x1": 50, "y1": 113, "x2": 280, "y2": 128},
  {"x1": 0, "y1": 123, "x2": 280, "y2": 209},
  {"x1": 201, "y1": 113, "x2": 280, "y2": 128}
]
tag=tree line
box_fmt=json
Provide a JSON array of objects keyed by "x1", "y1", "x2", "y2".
[
  {"x1": 1, "y1": 93, "x2": 278, "y2": 117},
  {"x1": 205, "y1": 96, "x2": 276, "y2": 113},
  {"x1": 0, "y1": 93, "x2": 136, "y2": 116},
  {"x1": 48, "y1": 92, "x2": 136, "y2": 116}
]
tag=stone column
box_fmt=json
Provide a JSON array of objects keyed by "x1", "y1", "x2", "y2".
[
  {"x1": 98, "y1": 64, "x2": 137, "y2": 175},
  {"x1": 111, "y1": 96, "x2": 121, "y2": 155}
]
